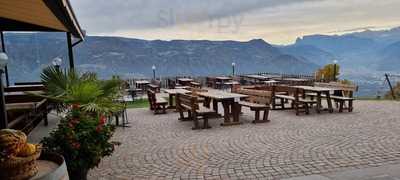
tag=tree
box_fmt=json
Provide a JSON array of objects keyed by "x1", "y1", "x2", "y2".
[
  {"x1": 315, "y1": 64, "x2": 340, "y2": 82},
  {"x1": 37, "y1": 67, "x2": 124, "y2": 180},
  {"x1": 385, "y1": 82, "x2": 400, "y2": 99},
  {"x1": 39, "y1": 67, "x2": 124, "y2": 114}
]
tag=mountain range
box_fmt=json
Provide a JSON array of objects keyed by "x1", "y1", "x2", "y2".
[
  {"x1": 3, "y1": 34, "x2": 319, "y2": 81},
  {"x1": 2, "y1": 27, "x2": 400, "y2": 96}
]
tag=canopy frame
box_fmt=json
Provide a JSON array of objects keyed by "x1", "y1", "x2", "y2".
[{"x1": 0, "y1": 0, "x2": 84, "y2": 129}]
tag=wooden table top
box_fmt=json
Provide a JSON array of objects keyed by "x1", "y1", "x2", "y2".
[
  {"x1": 148, "y1": 84, "x2": 159, "y2": 88},
  {"x1": 175, "y1": 86, "x2": 191, "y2": 89},
  {"x1": 293, "y1": 86, "x2": 336, "y2": 92},
  {"x1": 263, "y1": 80, "x2": 279, "y2": 83},
  {"x1": 243, "y1": 75, "x2": 270, "y2": 80},
  {"x1": 190, "y1": 82, "x2": 201, "y2": 85},
  {"x1": 197, "y1": 91, "x2": 248, "y2": 100},
  {"x1": 215, "y1": 76, "x2": 232, "y2": 81},
  {"x1": 282, "y1": 78, "x2": 309, "y2": 82},
  {"x1": 177, "y1": 78, "x2": 194, "y2": 82},
  {"x1": 135, "y1": 80, "x2": 150, "y2": 84},
  {"x1": 163, "y1": 89, "x2": 191, "y2": 94},
  {"x1": 224, "y1": 81, "x2": 240, "y2": 85}
]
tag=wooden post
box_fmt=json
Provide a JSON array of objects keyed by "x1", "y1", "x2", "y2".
[
  {"x1": 67, "y1": 32, "x2": 74, "y2": 69},
  {"x1": 0, "y1": 31, "x2": 9, "y2": 87},
  {"x1": 0, "y1": 69, "x2": 7, "y2": 129}
]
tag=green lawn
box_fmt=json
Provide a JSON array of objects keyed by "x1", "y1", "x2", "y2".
[
  {"x1": 126, "y1": 97, "x2": 172, "y2": 109},
  {"x1": 126, "y1": 99, "x2": 149, "y2": 109}
]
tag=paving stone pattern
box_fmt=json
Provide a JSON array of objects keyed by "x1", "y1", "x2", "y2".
[{"x1": 89, "y1": 101, "x2": 400, "y2": 180}]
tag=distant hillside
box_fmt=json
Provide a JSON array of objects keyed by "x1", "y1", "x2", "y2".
[
  {"x1": 351, "y1": 27, "x2": 400, "y2": 45},
  {"x1": 3, "y1": 27, "x2": 400, "y2": 96},
  {"x1": 295, "y1": 34, "x2": 379, "y2": 55},
  {"x1": 278, "y1": 44, "x2": 334, "y2": 66},
  {"x1": 4, "y1": 33, "x2": 318, "y2": 82},
  {"x1": 291, "y1": 27, "x2": 400, "y2": 70},
  {"x1": 378, "y1": 41, "x2": 400, "y2": 71}
]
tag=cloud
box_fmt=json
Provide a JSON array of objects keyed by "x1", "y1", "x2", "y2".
[
  {"x1": 70, "y1": 0, "x2": 400, "y2": 44},
  {"x1": 70, "y1": 0, "x2": 318, "y2": 33}
]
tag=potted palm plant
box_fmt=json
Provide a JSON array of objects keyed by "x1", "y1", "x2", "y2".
[{"x1": 37, "y1": 67, "x2": 123, "y2": 180}]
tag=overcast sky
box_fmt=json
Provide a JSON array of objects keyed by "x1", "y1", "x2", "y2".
[{"x1": 70, "y1": 0, "x2": 400, "y2": 44}]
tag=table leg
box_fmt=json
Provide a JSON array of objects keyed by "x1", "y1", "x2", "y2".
[
  {"x1": 213, "y1": 100, "x2": 219, "y2": 112},
  {"x1": 221, "y1": 100, "x2": 231, "y2": 125},
  {"x1": 232, "y1": 102, "x2": 241, "y2": 123},
  {"x1": 316, "y1": 92, "x2": 322, "y2": 113},
  {"x1": 168, "y1": 94, "x2": 175, "y2": 109},
  {"x1": 325, "y1": 92, "x2": 334, "y2": 113},
  {"x1": 221, "y1": 100, "x2": 242, "y2": 126},
  {"x1": 204, "y1": 97, "x2": 211, "y2": 108}
]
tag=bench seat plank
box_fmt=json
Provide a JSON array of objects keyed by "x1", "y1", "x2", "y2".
[
  {"x1": 275, "y1": 95, "x2": 295, "y2": 100},
  {"x1": 156, "y1": 97, "x2": 168, "y2": 104},
  {"x1": 239, "y1": 101, "x2": 268, "y2": 108}
]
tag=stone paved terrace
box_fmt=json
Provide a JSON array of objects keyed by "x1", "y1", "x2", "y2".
[{"x1": 88, "y1": 101, "x2": 400, "y2": 180}]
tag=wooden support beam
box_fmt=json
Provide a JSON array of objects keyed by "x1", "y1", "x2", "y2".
[
  {"x1": 0, "y1": 70, "x2": 7, "y2": 129},
  {"x1": 0, "y1": 31, "x2": 9, "y2": 87},
  {"x1": 67, "y1": 32, "x2": 74, "y2": 69}
]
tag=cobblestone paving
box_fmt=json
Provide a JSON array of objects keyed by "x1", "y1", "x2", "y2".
[{"x1": 89, "y1": 101, "x2": 400, "y2": 180}]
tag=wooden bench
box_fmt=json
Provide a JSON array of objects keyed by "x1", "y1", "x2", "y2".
[
  {"x1": 176, "y1": 93, "x2": 216, "y2": 130},
  {"x1": 206, "y1": 77, "x2": 217, "y2": 88},
  {"x1": 190, "y1": 82, "x2": 202, "y2": 89},
  {"x1": 167, "y1": 78, "x2": 177, "y2": 89},
  {"x1": 5, "y1": 85, "x2": 45, "y2": 92},
  {"x1": 14, "y1": 82, "x2": 43, "y2": 86},
  {"x1": 148, "y1": 84, "x2": 160, "y2": 93},
  {"x1": 5, "y1": 92, "x2": 49, "y2": 134},
  {"x1": 235, "y1": 89, "x2": 272, "y2": 123},
  {"x1": 190, "y1": 88, "x2": 207, "y2": 103},
  {"x1": 274, "y1": 86, "x2": 317, "y2": 115},
  {"x1": 312, "y1": 82, "x2": 358, "y2": 112},
  {"x1": 147, "y1": 90, "x2": 167, "y2": 114},
  {"x1": 247, "y1": 85, "x2": 291, "y2": 110}
]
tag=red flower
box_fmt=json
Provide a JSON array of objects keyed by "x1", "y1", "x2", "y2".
[
  {"x1": 99, "y1": 115, "x2": 106, "y2": 125},
  {"x1": 71, "y1": 142, "x2": 81, "y2": 149},
  {"x1": 72, "y1": 103, "x2": 80, "y2": 110},
  {"x1": 68, "y1": 122, "x2": 75, "y2": 128},
  {"x1": 96, "y1": 125, "x2": 103, "y2": 133}
]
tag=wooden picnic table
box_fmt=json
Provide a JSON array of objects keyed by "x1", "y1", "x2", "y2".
[
  {"x1": 125, "y1": 88, "x2": 142, "y2": 101},
  {"x1": 197, "y1": 91, "x2": 248, "y2": 126},
  {"x1": 177, "y1": 78, "x2": 194, "y2": 86},
  {"x1": 215, "y1": 76, "x2": 232, "y2": 81},
  {"x1": 175, "y1": 86, "x2": 191, "y2": 90},
  {"x1": 280, "y1": 78, "x2": 311, "y2": 86},
  {"x1": 148, "y1": 84, "x2": 160, "y2": 92},
  {"x1": 135, "y1": 80, "x2": 150, "y2": 93},
  {"x1": 223, "y1": 81, "x2": 240, "y2": 91},
  {"x1": 190, "y1": 81, "x2": 202, "y2": 88},
  {"x1": 243, "y1": 75, "x2": 271, "y2": 82},
  {"x1": 293, "y1": 86, "x2": 335, "y2": 113},
  {"x1": 163, "y1": 89, "x2": 191, "y2": 108},
  {"x1": 135, "y1": 80, "x2": 149, "y2": 88},
  {"x1": 263, "y1": 80, "x2": 279, "y2": 85},
  {"x1": 214, "y1": 77, "x2": 233, "y2": 89}
]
